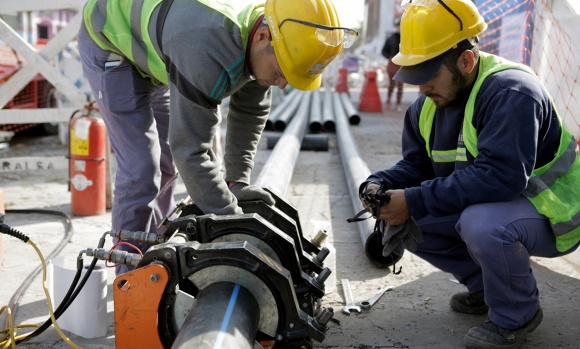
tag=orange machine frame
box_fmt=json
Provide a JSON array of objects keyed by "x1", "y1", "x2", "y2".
[{"x1": 114, "y1": 263, "x2": 169, "y2": 349}]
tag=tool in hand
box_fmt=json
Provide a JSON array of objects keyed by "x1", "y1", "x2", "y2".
[
  {"x1": 341, "y1": 279, "x2": 361, "y2": 314},
  {"x1": 360, "y1": 286, "x2": 393, "y2": 310}
]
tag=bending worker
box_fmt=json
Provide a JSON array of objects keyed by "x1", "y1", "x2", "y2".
[
  {"x1": 78, "y1": 0, "x2": 356, "y2": 275},
  {"x1": 359, "y1": 0, "x2": 580, "y2": 348}
]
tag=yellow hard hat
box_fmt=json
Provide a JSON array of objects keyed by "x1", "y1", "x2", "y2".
[
  {"x1": 265, "y1": 0, "x2": 358, "y2": 90},
  {"x1": 392, "y1": 0, "x2": 487, "y2": 67}
]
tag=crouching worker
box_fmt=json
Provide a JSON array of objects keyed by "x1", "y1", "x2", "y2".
[{"x1": 358, "y1": 0, "x2": 580, "y2": 348}]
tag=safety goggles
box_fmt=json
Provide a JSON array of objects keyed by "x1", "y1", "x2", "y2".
[{"x1": 279, "y1": 18, "x2": 359, "y2": 48}]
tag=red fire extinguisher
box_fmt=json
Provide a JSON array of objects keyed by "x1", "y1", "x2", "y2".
[{"x1": 69, "y1": 102, "x2": 107, "y2": 216}]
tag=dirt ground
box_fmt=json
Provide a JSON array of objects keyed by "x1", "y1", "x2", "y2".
[{"x1": 1, "y1": 88, "x2": 579, "y2": 349}]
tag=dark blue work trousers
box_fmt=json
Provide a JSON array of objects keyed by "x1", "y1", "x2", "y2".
[
  {"x1": 78, "y1": 32, "x2": 178, "y2": 275},
  {"x1": 414, "y1": 196, "x2": 579, "y2": 330}
]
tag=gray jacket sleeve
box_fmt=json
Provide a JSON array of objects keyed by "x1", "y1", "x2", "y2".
[
  {"x1": 224, "y1": 81, "x2": 272, "y2": 184},
  {"x1": 168, "y1": 88, "x2": 241, "y2": 215},
  {"x1": 163, "y1": 11, "x2": 270, "y2": 215}
]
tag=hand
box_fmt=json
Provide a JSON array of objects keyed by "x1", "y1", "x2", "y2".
[
  {"x1": 379, "y1": 218, "x2": 423, "y2": 257},
  {"x1": 229, "y1": 183, "x2": 275, "y2": 205},
  {"x1": 377, "y1": 189, "x2": 409, "y2": 225}
]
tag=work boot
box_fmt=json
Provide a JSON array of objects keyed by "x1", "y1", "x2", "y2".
[
  {"x1": 450, "y1": 291, "x2": 488, "y2": 315},
  {"x1": 463, "y1": 307, "x2": 543, "y2": 349}
]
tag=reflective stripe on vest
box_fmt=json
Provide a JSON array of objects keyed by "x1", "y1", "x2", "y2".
[
  {"x1": 431, "y1": 148, "x2": 467, "y2": 162},
  {"x1": 83, "y1": 0, "x2": 167, "y2": 84},
  {"x1": 83, "y1": 0, "x2": 264, "y2": 86},
  {"x1": 418, "y1": 52, "x2": 580, "y2": 252}
]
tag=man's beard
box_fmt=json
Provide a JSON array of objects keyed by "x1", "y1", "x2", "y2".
[
  {"x1": 449, "y1": 70, "x2": 471, "y2": 103},
  {"x1": 426, "y1": 69, "x2": 471, "y2": 108}
]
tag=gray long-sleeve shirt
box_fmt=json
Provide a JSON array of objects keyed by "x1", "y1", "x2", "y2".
[
  {"x1": 83, "y1": 0, "x2": 272, "y2": 215},
  {"x1": 162, "y1": 0, "x2": 271, "y2": 215}
]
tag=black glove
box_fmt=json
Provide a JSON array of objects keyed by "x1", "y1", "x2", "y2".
[
  {"x1": 359, "y1": 182, "x2": 390, "y2": 218},
  {"x1": 379, "y1": 218, "x2": 423, "y2": 257},
  {"x1": 229, "y1": 183, "x2": 275, "y2": 205},
  {"x1": 359, "y1": 182, "x2": 381, "y2": 200}
]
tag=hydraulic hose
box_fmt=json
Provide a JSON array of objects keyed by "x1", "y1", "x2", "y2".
[
  {"x1": 1, "y1": 208, "x2": 106, "y2": 343},
  {"x1": 0, "y1": 215, "x2": 82, "y2": 348},
  {"x1": 1, "y1": 209, "x2": 74, "y2": 329},
  {"x1": 17, "y1": 259, "x2": 83, "y2": 343},
  {"x1": 17, "y1": 239, "x2": 106, "y2": 343}
]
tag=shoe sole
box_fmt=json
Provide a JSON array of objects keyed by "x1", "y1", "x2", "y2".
[
  {"x1": 463, "y1": 308, "x2": 543, "y2": 349},
  {"x1": 450, "y1": 299, "x2": 489, "y2": 315},
  {"x1": 527, "y1": 307, "x2": 543, "y2": 333}
]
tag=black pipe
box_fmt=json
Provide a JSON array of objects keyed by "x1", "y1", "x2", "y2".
[
  {"x1": 256, "y1": 91, "x2": 312, "y2": 197},
  {"x1": 322, "y1": 89, "x2": 335, "y2": 132},
  {"x1": 339, "y1": 92, "x2": 361, "y2": 125},
  {"x1": 308, "y1": 89, "x2": 322, "y2": 134},
  {"x1": 267, "y1": 134, "x2": 329, "y2": 151},
  {"x1": 274, "y1": 91, "x2": 305, "y2": 132},
  {"x1": 332, "y1": 93, "x2": 390, "y2": 268},
  {"x1": 171, "y1": 282, "x2": 259, "y2": 349},
  {"x1": 266, "y1": 89, "x2": 300, "y2": 130}
]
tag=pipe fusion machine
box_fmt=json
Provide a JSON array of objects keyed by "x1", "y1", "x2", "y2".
[{"x1": 88, "y1": 190, "x2": 334, "y2": 349}]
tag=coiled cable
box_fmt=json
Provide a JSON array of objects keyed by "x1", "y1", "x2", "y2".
[
  {"x1": 0, "y1": 216, "x2": 81, "y2": 348},
  {"x1": 1, "y1": 209, "x2": 74, "y2": 330}
]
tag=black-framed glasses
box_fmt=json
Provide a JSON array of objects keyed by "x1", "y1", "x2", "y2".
[{"x1": 279, "y1": 18, "x2": 359, "y2": 48}]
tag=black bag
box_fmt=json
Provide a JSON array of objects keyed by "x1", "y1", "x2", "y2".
[{"x1": 381, "y1": 33, "x2": 400, "y2": 60}]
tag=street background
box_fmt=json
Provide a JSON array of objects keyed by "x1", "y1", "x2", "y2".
[{"x1": 1, "y1": 88, "x2": 579, "y2": 349}]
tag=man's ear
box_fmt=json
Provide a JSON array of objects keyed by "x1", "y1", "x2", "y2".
[
  {"x1": 254, "y1": 26, "x2": 271, "y2": 44},
  {"x1": 459, "y1": 50, "x2": 476, "y2": 74}
]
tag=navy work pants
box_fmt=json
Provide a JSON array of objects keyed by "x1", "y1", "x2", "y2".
[{"x1": 414, "y1": 196, "x2": 579, "y2": 330}]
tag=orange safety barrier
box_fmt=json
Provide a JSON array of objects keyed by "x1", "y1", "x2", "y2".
[
  {"x1": 335, "y1": 67, "x2": 349, "y2": 95},
  {"x1": 358, "y1": 70, "x2": 382, "y2": 113}
]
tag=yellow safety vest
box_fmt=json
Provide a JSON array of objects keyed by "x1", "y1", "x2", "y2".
[
  {"x1": 419, "y1": 52, "x2": 580, "y2": 252},
  {"x1": 83, "y1": 0, "x2": 264, "y2": 85}
]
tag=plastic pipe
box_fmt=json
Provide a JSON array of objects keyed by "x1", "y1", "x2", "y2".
[{"x1": 332, "y1": 92, "x2": 390, "y2": 268}]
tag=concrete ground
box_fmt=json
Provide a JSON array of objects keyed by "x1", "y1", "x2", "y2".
[{"x1": 0, "y1": 87, "x2": 579, "y2": 349}]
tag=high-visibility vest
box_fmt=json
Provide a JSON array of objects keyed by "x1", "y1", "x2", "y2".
[
  {"x1": 83, "y1": 0, "x2": 264, "y2": 85},
  {"x1": 419, "y1": 52, "x2": 580, "y2": 252}
]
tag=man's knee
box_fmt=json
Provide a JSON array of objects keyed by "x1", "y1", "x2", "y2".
[{"x1": 457, "y1": 204, "x2": 502, "y2": 249}]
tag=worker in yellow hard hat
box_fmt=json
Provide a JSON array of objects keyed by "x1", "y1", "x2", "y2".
[
  {"x1": 358, "y1": 0, "x2": 580, "y2": 348},
  {"x1": 78, "y1": 0, "x2": 357, "y2": 276}
]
